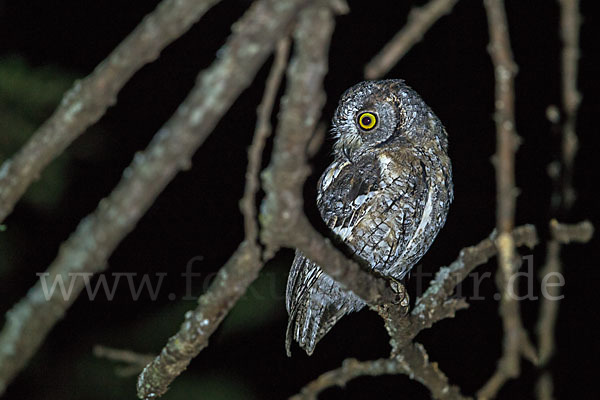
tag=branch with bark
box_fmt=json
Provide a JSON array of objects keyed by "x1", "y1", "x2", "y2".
[
  {"x1": 364, "y1": 0, "x2": 460, "y2": 79},
  {"x1": 137, "y1": 0, "x2": 347, "y2": 397},
  {"x1": 292, "y1": 343, "x2": 468, "y2": 400},
  {"x1": 0, "y1": 0, "x2": 309, "y2": 394},
  {"x1": 290, "y1": 225, "x2": 538, "y2": 399},
  {"x1": 0, "y1": 0, "x2": 224, "y2": 224},
  {"x1": 536, "y1": 220, "x2": 593, "y2": 369},
  {"x1": 477, "y1": 1, "x2": 537, "y2": 398},
  {"x1": 0, "y1": 1, "x2": 593, "y2": 399},
  {"x1": 136, "y1": 30, "x2": 294, "y2": 400},
  {"x1": 536, "y1": 1, "x2": 582, "y2": 399}
]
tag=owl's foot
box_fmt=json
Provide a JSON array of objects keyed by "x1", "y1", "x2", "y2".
[{"x1": 389, "y1": 278, "x2": 409, "y2": 311}]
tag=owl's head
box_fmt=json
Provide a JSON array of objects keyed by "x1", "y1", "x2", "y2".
[{"x1": 331, "y1": 79, "x2": 448, "y2": 158}]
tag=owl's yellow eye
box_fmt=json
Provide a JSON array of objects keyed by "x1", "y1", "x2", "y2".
[{"x1": 357, "y1": 112, "x2": 377, "y2": 130}]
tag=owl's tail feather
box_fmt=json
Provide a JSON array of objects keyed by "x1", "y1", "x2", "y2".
[{"x1": 285, "y1": 273, "x2": 365, "y2": 356}]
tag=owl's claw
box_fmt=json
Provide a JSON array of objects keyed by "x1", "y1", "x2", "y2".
[{"x1": 389, "y1": 278, "x2": 409, "y2": 310}]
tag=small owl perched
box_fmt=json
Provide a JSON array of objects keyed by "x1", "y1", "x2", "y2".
[{"x1": 286, "y1": 79, "x2": 453, "y2": 356}]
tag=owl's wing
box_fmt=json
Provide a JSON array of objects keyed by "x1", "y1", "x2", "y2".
[
  {"x1": 286, "y1": 156, "x2": 430, "y2": 355},
  {"x1": 318, "y1": 155, "x2": 430, "y2": 278}
]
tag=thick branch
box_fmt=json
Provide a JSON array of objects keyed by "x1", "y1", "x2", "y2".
[
  {"x1": 364, "y1": 0, "x2": 459, "y2": 79},
  {"x1": 257, "y1": 0, "x2": 399, "y2": 308},
  {"x1": 0, "y1": 0, "x2": 223, "y2": 223},
  {"x1": 137, "y1": 242, "x2": 261, "y2": 399},
  {"x1": 136, "y1": 36, "x2": 293, "y2": 400},
  {"x1": 260, "y1": 1, "x2": 341, "y2": 257},
  {"x1": 0, "y1": 0, "x2": 308, "y2": 394}
]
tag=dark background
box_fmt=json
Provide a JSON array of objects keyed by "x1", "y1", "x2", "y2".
[{"x1": 0, "y1": 0, "x2": 598, "y2": 399}]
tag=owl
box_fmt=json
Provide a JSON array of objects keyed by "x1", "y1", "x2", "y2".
[{"x1": 285, "y1": 79, "x2": 453, "y2": 356}]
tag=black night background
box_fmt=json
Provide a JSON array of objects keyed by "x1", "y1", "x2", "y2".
[{"x1": 0, "y1": 1, "x2": 598, "y2": 399}]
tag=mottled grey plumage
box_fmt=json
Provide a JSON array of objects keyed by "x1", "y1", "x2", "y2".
[{"x1": 286, "y1": 79, "x2": 453, "y2": 356}]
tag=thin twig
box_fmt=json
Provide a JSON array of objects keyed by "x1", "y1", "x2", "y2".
[
  {"x1": 364, "y1": 0, "x2": 459, "y2": 79},
  {"x1": 240, "y1": 38, "x2": 291, "y2": 243},
  {"x1": 291, "y1": 343, "x2": 469, "y2": 400},
  {"x1": 0, "y1": 0, "x2": 223, "y2": 224},
  {"x1": 0, "y1": 0, "x2": 308, "y2": 395},
  {"x1": 478, "y1": 1, "x2": 538, "y2": 398},
  {"x1": 536, "y1": 220, "x2": 593, "y2": 366},
  {"x1": 93, "y1": 345, "x2": 155, "y2": 377},
  {"x1": 409, "y1": 226, "x2": 537, "y2": 328},
  {"x1": 549, "y1": 218, "x2": 592, "y2": 244},
  {"x1": 536, "y1": 239, "x2": 561, "y2": 367},
  {"x1": 535, "y1": 372, "x2": 555, "y2": 400},
  {"x1": 536, "y1": 2, "x2": 582, "y2": 396},
  {"x1": 387, "y1": 225, "x2": 538, "y2": 350},
  {"x1": 557, "y1": 0, "x2": 582, "y2": 211}
]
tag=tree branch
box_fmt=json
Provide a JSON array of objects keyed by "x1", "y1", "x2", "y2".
[
  {"x1": 137, "y1": 242, "x2": 261, "y2": 399},
  {"x1": 0, "y1": 0, "x2": 309, "y2": 395},
  {"x1": 388, "y1": 225, "x2": 538, "y2": 351},
  {"x1": 364, "y1": 0, "x2": 460, "y2": 79},
  {"x1": 136, "y1": 33, "x2": 295, "y2": 400},
  {"x1": 549, "y1": 218, "x2": 592, "y2": 244},
  {"x1": 291, "y1": 343, "x2": 469, "y2": 400},
  {"x1": 93, "y1": 345, "x2": 155, "y2": 377},
  {"x1": 478, "y1": 1, "x2": 537, "y2": 398},
  {"x1": 536, "y1": 220, "x2": 593, "y2": 367},
  {"x1": 536, "y1": 2, "x2": 582, "y2": 396},
  {"x1": 0, "y1": 0, "x2": 223, "y2": 223},
  {"x1": 241, "y1": 38, "x2": 292, "y2": 244},
  {"x1": 260, "y1": 0, "x2": 343, "y2": 257},
  {"x1": 556, "y1": 0, "x2": 582, "y2": 211},
  {"x1": 292, "y1": 225, "x2": 538, "y2": 400},
  {"x1": 257, "y1": 0, "x2": 403, "y2": 309}
]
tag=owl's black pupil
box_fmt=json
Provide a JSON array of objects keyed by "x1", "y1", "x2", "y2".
[{"x1": 362, "y1": 116, "x2": 372, "y2": 125}]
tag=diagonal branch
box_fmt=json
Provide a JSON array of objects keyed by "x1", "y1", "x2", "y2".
[
  {"x1": 0, "y1": 0, "x2": 309, "y2": 395},
  {"x1": 137, "y1": 35, "x2": 293, "y2": 400},
  {"x1": 137, "y1": 242, "x2": 262, "y2": 399},
  {"x1": 0, "y1": 0, "x2": 224, "y2": 223},
  {"x1": 93, "y1": 345, "x2": 155, "y2": 377},
  {"x1": 408, "y1": 226, "x2": 537, "y2": 334},
  {"x1": 384, "y1": 225, "x2": 538, "y2": 351},
  {"x1": 364, "y1": 0, "x2": 460, "y2": 79}
]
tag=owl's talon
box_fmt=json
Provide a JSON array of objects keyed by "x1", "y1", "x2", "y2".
[{"x1": 389, "y1": 278, "x2": 409, "y2": 309}]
